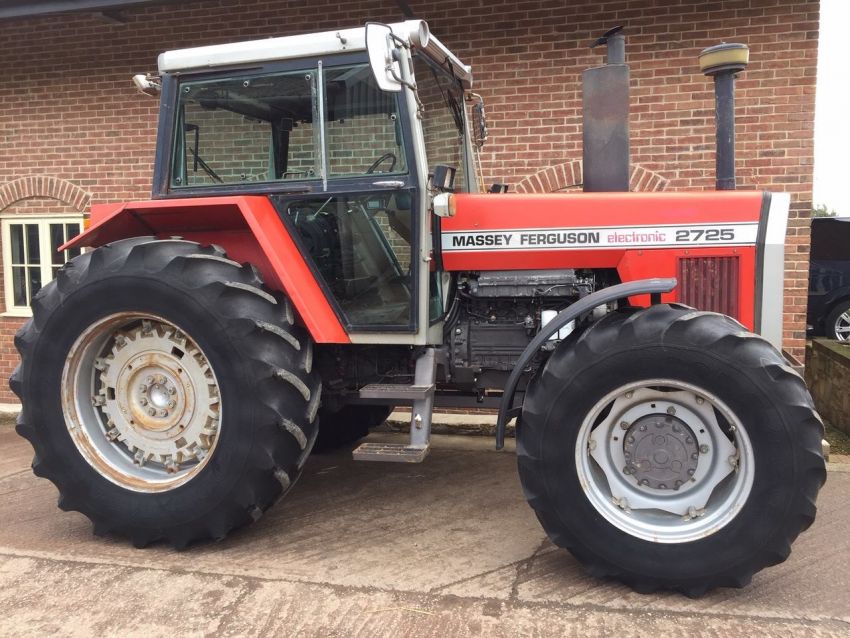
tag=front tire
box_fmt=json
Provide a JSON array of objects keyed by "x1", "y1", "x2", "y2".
[
  {"x1": 518, "y1": 304, "x2": 826, "y2": 595},
  {"x1": 11, "y1": 238, "x2": 320, "y2": 548}
]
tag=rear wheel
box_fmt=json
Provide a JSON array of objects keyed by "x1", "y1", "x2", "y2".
[
  {"x1": 314, "y1": 404, "x2": 393, "y2": 452},
  {"x1": 518, "y1": 304, "x2": 826, "y2": 595},
  {"x1": 11, "y1": 238, "x2": 320, "y2": 547}
]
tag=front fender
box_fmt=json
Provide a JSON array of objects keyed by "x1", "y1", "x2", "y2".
[
  {"x1": 495, "y1": 277, "x2": 677, "y2": 449},
  {"x1": 60, "y1": 196, "x2": 349, "y2": 343}
]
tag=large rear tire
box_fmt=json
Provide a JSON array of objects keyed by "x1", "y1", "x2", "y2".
[
  {"x1": 518, "y1": 304, "x2": 826, "y2": 596},
  {"x1": 11, "y1": 238, "x2": 320, "y2": 548}
]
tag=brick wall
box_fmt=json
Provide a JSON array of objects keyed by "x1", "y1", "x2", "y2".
[{"x1": 0, "y1": 0, "x2": 819, "y2": 402}]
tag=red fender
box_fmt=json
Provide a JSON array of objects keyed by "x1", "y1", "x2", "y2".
[{"x1": 61, "y1": 196, "x2": 349, "y2": 343}]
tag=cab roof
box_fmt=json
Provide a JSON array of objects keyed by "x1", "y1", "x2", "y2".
[{"x1": 157, "y1": 19, "x2": 472, "y2": 88}]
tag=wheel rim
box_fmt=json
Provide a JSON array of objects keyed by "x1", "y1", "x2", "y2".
[
  {"x1": 834, "y1": 311, "x2": 850, "y2": 341},
  {"x1": 575, "y1": 379, "x2": 754, "y2": 543},
  {"x1": 62, "y1": 312, "x2": 222, "y2": 492}
]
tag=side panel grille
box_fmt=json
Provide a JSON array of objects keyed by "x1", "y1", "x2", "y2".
[{"x1": 677, "y1": 256, "x2": 740, "y2": 319}]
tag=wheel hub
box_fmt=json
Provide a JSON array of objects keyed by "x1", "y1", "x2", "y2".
[
  {"x1": 580, "y1": 381, "x2": 753, "y2": 543},
  {"x1": 624, "y1": 414, "x2": 699, "y2": 490},
  {"x1": 127, "y1": 364, "x2": 184, "y2": 428},
  {"x1": 63, "y1": 313, "x2": 222, "y2": 491}
]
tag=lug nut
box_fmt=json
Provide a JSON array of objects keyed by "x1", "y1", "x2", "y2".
[
  {"x1": 148, "y1": 408, "x2": 156, "y2": 416},
  {"x1": 140, "y1": 398, "x2": 148, "y2": 406},
  {"x1": 139, "y1": 384, "x2": 147, "y2": 392},
  {"x1": 625, "y1": 391, "x2": 633, "y2": 399},
  {"x1": 146, "y1": 376, "x2": 154, "y2": 384},
  {"x1": 620, "y1": 421, "x2": 629, "y2": 430},
  {"x1": 168, "y1": 400, "x2": 176, "y2": 409},
  {"x1": 699, "y1": 444, "x2": 710, "y2": 454},
  {"x1": 639, "y1": 424, "x2": 647, "y2": 432},
  {"x1": 667, "y1": 406, "x2": 676, "y2": 416},
  {"x1": 158, "y1": 409, "x2": 167, "y2": 417},
  {"x1": 696, "y1": 396, "x2": 705, "y2": 404},
  {"x1": 168, "y1": 386, "x2": 177, "y2": 395}
]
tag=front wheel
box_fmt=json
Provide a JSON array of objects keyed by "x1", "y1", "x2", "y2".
[{"x1": 518, "y1": 304, "x2": 826, "y2": 596}]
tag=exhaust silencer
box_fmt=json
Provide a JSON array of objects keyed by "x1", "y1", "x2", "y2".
[
  {"x1": 700, "y1": 43, "x2": 750, "y2": 191},
  {"x1": 582, "y1": 26, "x2": 630, "y2": 192}
]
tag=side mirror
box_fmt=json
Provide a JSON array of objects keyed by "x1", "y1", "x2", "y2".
[
  {"x1": 132, "y1": 73, "x2": 161, "y2": 97},
  {"x1": 466, "y1": 94, "x2": 488, "y2": 148},
  {"x1": 365, "y1": 22, "x2": 402, "y2": 92},
  {"x1": 473, "y1": 102, "x2": 488, "y2": 148}
]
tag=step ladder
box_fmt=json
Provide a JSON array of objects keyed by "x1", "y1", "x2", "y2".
[{"x1": 352, "y1": 348, "x2": 436, "y2": 463}]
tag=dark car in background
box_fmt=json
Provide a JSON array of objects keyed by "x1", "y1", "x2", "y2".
[{"x1": 808, "y1": 217, "x2": 850, "y2": 340}]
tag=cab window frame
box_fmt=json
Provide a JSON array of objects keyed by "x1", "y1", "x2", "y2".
[{"x1": 153, "y1": 52, "x2": 417, "y2": 200}]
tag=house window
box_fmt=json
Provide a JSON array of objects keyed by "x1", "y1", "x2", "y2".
[{"x1": 1, "y1": 215, "x2": 83, "y2": 315}]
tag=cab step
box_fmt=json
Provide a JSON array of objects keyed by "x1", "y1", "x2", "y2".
[
  {"x1": 352, "y1": 442, "x2": 429, "y2": 463},
  {"x1": 358, "y1": 383, "x2": 434, "y2": 401},
  {"x1": 353, "y1": 348, "x2": 437, "y2": 464}
]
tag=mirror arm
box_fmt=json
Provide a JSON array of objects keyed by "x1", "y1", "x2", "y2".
[{"x1": 389, "y1": 48, "x2": 425, "y2": 117}]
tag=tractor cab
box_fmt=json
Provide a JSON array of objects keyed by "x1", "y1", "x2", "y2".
[{"x1": 150, "y1": 20, "x2": 478, "y2": 342}]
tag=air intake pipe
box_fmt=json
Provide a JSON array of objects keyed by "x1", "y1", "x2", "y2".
[
  {"x1": 582, "y1": 26, "x2": 630, "y2": 192},
  {"x1": 699, "y1": 43, "x2": 750, "y2": 190}
]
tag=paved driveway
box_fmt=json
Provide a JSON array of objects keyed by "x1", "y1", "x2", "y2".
[{"x1": 0, "y1": 425, "x2": 848, "y2": 637}]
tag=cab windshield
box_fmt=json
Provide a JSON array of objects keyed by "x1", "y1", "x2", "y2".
[{"x1": 170, "y1": 63, "x2": 407, "y2": 187}]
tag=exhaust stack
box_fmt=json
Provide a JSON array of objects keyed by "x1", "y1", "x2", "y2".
[
  {"x1": 700, "y1": 43, "x2": 750, "y2": 190},
  {"x1": 583, "y1": 26, "x2": 630, "y2": 192}
]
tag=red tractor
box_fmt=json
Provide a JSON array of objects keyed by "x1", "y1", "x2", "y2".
[{"x1": 11, "y1": 21, "x2": 825, "y2": 596}]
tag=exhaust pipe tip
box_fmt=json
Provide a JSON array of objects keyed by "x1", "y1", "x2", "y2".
[
  {"x1": 700, "y1": 43, "x2": 749, "y2": 191},
  {"x1": 699, "y1": 42, "x2": 749, "y2": 77}
]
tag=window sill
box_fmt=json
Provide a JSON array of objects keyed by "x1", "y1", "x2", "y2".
[{"x1": 1, "y1": 309, "x2": 33, "y2": 318}]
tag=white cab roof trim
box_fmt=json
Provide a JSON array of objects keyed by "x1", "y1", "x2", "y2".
[{"x1": 157, "y1": 19, "x2": 472, "y2": 87}]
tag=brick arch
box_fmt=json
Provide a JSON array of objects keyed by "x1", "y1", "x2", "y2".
[
  {"x1": 512, "y1": 161, "x2": 670, "y2": 194},
  {"x1": 0, "y1": 176, "x2": 90, "y2": 212}
]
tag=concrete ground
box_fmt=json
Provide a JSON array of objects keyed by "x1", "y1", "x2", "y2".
[{"x1": 0, "y1": 425, "x2": 849, "y2": 637}]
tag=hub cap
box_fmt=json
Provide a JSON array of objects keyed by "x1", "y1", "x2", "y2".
[
  {"x1": 62, "y1": 313, "x2": 222, "y2": 492},
  {"x1": 577, "y1": 380, "x2": 754, "y2": 543}
]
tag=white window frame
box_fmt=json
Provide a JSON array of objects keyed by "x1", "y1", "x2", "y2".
[{"x1": 1, "y1": 214, "x2": 85, "y2": 317}]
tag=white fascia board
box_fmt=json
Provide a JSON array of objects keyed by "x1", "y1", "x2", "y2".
[{"x1": 157, "y1": 19, "x2": 472, "y2": 87}]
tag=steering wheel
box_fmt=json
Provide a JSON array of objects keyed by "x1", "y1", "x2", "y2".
[{"x1": 366, "y1": 152, "x2": 397, "y2": 174}]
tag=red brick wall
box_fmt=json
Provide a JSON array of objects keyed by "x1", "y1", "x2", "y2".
[{"x1": 0, "y1": 0, "x2": 818, "y2": 402}]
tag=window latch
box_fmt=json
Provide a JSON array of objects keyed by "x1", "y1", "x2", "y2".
[{"x1": 372, "y1": 180, "x2": 405, "y2": 189}]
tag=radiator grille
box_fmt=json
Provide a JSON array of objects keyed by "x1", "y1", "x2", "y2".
[{"x1": 676, "y1": 256, "x2": 740, "y2": 318}]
